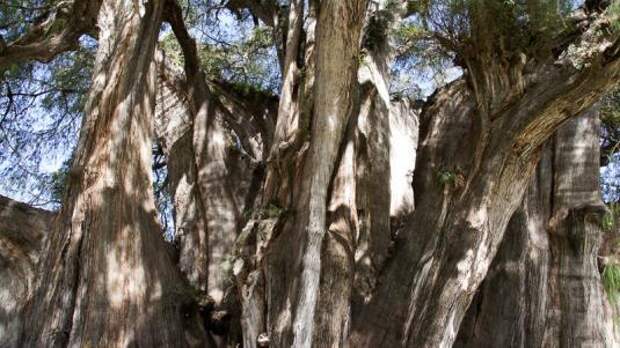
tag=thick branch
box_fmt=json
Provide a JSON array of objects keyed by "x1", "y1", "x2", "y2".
[
  {"x1": 0, "y1": 0, "x2": 101, "y2": 70},
  {"x1": 163, "y1": 0, "x2": 201, "y2": 77},
  {"x1": 512, "y1": 38, "x2": 620, "y2": 158},
  {"x1": 226, "y1": 0, "x2": 279, "y2": 27}
]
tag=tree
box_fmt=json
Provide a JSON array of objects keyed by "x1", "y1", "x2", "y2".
[
  {"x1": 455, "y1": 109, "x2": 616, "y2": 347},
  {"x1": 1, "y1": 0, "x2": 620, "y2": 347}
]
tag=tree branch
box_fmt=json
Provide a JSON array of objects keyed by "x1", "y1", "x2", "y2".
[
  {"x1": 511, "y1": 13, "x2": 620, "y2": 159},
  {"x1": 226, "y1": 0, "x2": 279, "y2": 27},
  {"x1": 163, "y1": 0, "x2": 202, "y2": 77},
  {"x1": 0, "y1": 0, "x2": 101, "y2": 71}
]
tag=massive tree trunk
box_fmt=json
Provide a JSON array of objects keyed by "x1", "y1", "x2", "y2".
[
  {"x1": 2, "y1": 1, "x2": 620, "y2": 347},
  {"x1": 19, "y1": 1, "x2": 207, "y2": 346},
  {"x1": 155, "y1": 15, "x2": 280, "y2": 342},
  {"x1": 349, "y1": 8, "x2": 620, "y2": 346},
  {"x1": 455, "y1": 109, "x2": 617, "y2": 347},
  {"x1": 0, "y1": 196, "x2": 53, "y2": 348}
]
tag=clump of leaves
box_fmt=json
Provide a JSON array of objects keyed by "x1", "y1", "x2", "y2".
[
  {"x1": 197, "y1": 26, "x2": 278, "y2": 91},
  {"x1": 160, "y1": 33, "x2": 185, "y2": 68},
  {"x1": 603, "y1": 212, "x2": 615, "y2": 232},
  {"x1": 603, "y1": 203, "x2": 620, "y2": 233},
  {"x1": 0, "y1": 41, "x2": 93, "y2": 207},
  {"x1": 608, "y1": 1, "x2": 620, "y2": 32},
  {"x1": 603, "y1": 263, "x2": 620, "y2": 303},
  {"x1": 49, "y1": 159, "x2": 71, "y2": 203},
  {"x1": 437, "y1": 169, "x2": 456, "y2": 186},
  {"x1": 242, "y1": 207, "x2": 253, "y2": 221},
  {"x1": 363, "y1": 0, "x2": 401, "y2": 51},
  {"x1": 601, "y1": 87, "x2": 620, "y2": 130},
  {"x1": 262, "y1": 203, "x2": 284, "y2": 219}
]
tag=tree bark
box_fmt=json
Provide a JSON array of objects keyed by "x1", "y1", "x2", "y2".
[
  {"x1": 350, "y1": 12, "x2": 620, "y2": 341},
  {"x1": 0, "y1": 0, "x2": 101, "y2": 70},
  {"x1": 4, "y1": 1, "x2": 620, "y2": 347},
  {"x1": 0, "y1": 196, "x2": 53, "y2": 348},
  {"x1": 20, "y1": 1, "x2": 208, "y2": 346},
  {"x1": 353, "y1": 0, "x2": 417, "y2": 299},
  {"x1": 455, "y1": 109, "x2": 617, "y2": 347},
  {"x1": 155, "y1": 25, "x2": 280, "y2": 344}
]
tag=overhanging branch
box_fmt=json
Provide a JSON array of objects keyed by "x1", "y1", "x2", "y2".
[
  {"x1": 0, "y1": 0, "x2": 101, "y2": 71},
  {"x1": 226, "y1": 0, "x2": 279, "y2": 27}
]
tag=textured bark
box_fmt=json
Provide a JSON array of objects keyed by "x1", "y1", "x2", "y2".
[
  {"x1": 312, "y1": 124, "x2": 358, "y2": 347},
  {"x1": 156, "y1": 54, "x2": 273, "y2": 301},
  {"x1": 455, "y1": 110, "x2": 616, "y2": 348},
  {"x1": 155, "y1": 63, "x2": 209, "y2": 296},
  {"x1": 350, "y1": 81, "x2": 479, "y2": 347},
  {"x1": 165, "y1": 2, "x2": 243, "y2": 308},
  {"x1": 259, "y1": 2, "x2": 368, "y2": 347},
  {"x1": 388, "y1": 100, "x2": 418, "y2": 218},
  {"x1": 350, "y1": 20, "x2": 620, "y2": 341},
  {"x1": 21, "y1": 1, "x2": 207, "y2": 346},
  {"x1": 226, "y1": 4, "x2": 319, "y2": 347},
  {"x1": 261, "y1": 0, "x2": 310, "y2": 207},
  {"x1": 353, "y1": 1, "x2": 414, "y2": 299},
  {"x1": 0, "y1": 196, "x2": 53, "y2": 348},
  {"x1": 0, "y1": 0, "x2": 101, "y2": 70},
  {"x1": 6, "y1": 1, "x2": 620, "y2": 347}
]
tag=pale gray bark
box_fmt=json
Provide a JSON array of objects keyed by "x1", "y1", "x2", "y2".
[
  {"x1": 312, "y1": 119, "x2": 358, "y2": 347},
  {"x1": 155, "y1": 62, "x2": 210, "y2": 296},
  {"x1": 287, "y1": 3, "x2": 367, "y2": 346},
  {"x1": 456, "y1": 110, "x2": 616, "y2": 348},
  {"x1": 164, "y1": 1, "x2": 242, "y2": 307},
  {"x1": 351, "y1": 23, "x2": 620, "y2": 340},
  {"x1": 354, "y1": 0, "x2": 408, "y2": 299}
]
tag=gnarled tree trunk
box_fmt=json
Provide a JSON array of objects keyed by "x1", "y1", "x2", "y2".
[
  {"x1": 455, "y1": 109, "x2": 617, "y2": 347},
  {"x1": 348, "y1": 6, "x2": 620, "y2": 345},
  {"x1": 0, "y1": 196, "x2": 53, "y2": 348},
  {"x1": 2, "y1": 1, "x2": 620, "y2": 347},
  {"x1": 20, "y1": 1, "x2": 207, "y2": 346}
]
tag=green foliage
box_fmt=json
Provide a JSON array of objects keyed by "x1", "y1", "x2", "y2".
[
  {"x1": 226, "y1": 80, "x2": 268, "y2": 96},
  {"x1": 364, "y1": 0, "x2": 401, "y2": 50},
  {"x1": 0, "y1": 0, "x2": 44, "y2": 42},
  {"x1": 394, "y1": 23, "x2": 426, "y2": 43},
  {"x1": 601, "y1": 87, "x2": 620, "y2": 129},
  {"x1": 437, "y1": 169, "x2": 456, "y2": 186},
  {"x1": 49, "y1": 159, "x2": 71, "y2": 203},
  {"x1": 41, "y1": 45, "x2": 94, "y2": 114},
  {"x1": 600, "y1": 87, "x2": 620, "y2": 195},
  {"x1": 603, "y1": 211, "x2": 616, "y2": 232},
  {"x1": 609, "y1": 0, "x2": 620, "y2": 32},
  {"x1": 201, "y1": 26, "x2": 275, "y2": 88},
  {"x1": 0, "y1": 40, "x2": 94, "y2": 207},
  {"x1": 603, "y1": 263, "x2": 620, "y2": 303},
  {"x1": 160, "y1": 24, "x2": 278, "y2": 91},
  {"x1": 242, "y1": 207, "x2": 253, "y2": 221},
  {"x1": 262, "y1": 203, "x2": 284, "y2": 219},
  {"x1": 413, "y1": 0, "x2": 575, "y2": 59},
  {"x1": 603, "y1": 203, "x2": 620, "y2": 232},
  {"x1": 160, "y1": 33, "x2": 185, "y2": 68}
]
